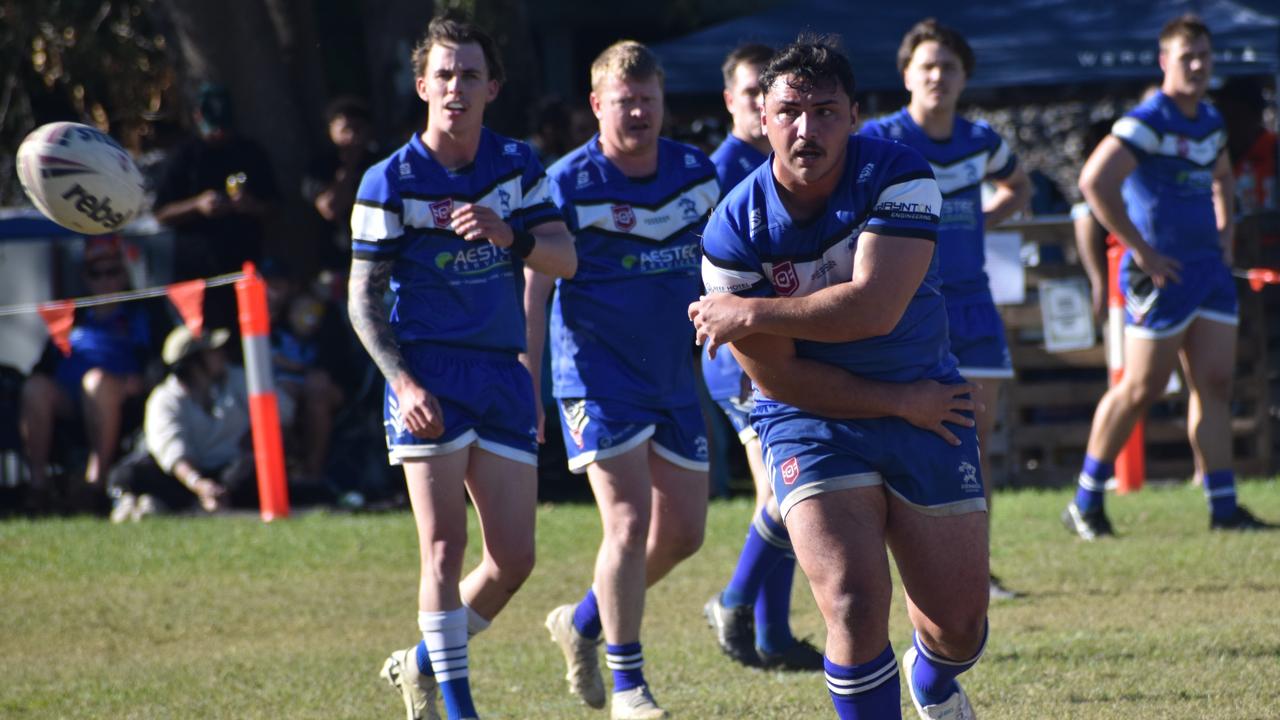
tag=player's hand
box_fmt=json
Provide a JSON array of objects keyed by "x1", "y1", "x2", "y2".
[
  {"x1": 897, "y1": 380, "x2": 979, "y2": 447},
  {"x1": 1132, "y1": 244, "x2": 1182, "y2": 288},
  {"x1": 688, "y1": 294, "x2": 755, "y2": 359},
  {"x1": 194, "y1": 190, "x2": 228, "y2": 217},
  {"x1": 452, "y1": 204, "x2": 514, "y2": 248},
  {"x1": 391, "y1": 375, "x2": 446, "y2": 439},
  {"x1": 192, "y1": 478, "x2": 227, "y2": 512},
  {"x1": 1088, "y1": 280, "x2": 1106, "y2": 322}
]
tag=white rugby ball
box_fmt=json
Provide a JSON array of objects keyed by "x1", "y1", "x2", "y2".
[{"x1": 16, "y1": 121, "x2": 145, "y2": 235}]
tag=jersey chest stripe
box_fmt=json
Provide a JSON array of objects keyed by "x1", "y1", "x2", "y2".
[
  {"x1": 571, "y1": 175, "x2": 718, "y2": 212},
  {"x1": 757, "y1": 224, "x2": 856, "y2": 264},
  {"x1": 400, "y1": 167, "x2": 524, "y2": 204},
  {"x1": 577, "y1": 217, "x2": 707, "y2": 246}
]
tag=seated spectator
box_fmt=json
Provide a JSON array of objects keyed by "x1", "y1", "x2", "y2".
[
  {"x1": 19, "y1": 237, "x2": 170, "y2": 512},
  {"x1": 261, "y1": 259, "x2": 349, "y2": 484},
  {"x1": 153, "y1": 83, "x2": 278, "y2": 330},
  {"x1": 302, "y1": 96, "x2": 380, "y2": 274},
  {"x1": 106, "y1": 325, "x2": 296, "y2": 520}
]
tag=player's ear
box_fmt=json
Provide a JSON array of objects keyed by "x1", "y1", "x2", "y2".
[
  {"x1": 589, "y1": 91, "x2": 603, "y2": 119},
  {"x1": 723, "y1": 88, "x2": 734, "y2": 114},
  {"x1": 415, "y1": 75, "x2": 430, "y2": 104},
  {"x1": 849, "y1": 100, "x2": 859, "y2": 131},
  {"x1": 486, "y1": 78, "x2": 500, "y2": 103}
]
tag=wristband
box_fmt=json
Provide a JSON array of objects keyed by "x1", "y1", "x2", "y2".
[{"x1": 510, "y1": 230, "x2": 537, "y2": 259}]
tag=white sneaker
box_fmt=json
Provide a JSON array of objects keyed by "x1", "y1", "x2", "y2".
[
  {"x1": 132, "y1": 494, "x2": 157, "y2": 521},
  {"x1": 545, "y1": 604, "x2": 605, "y2": 709},
  {"x1": 902, "y1": 646, "x2": 976, "y2": 720},
  {"x1": 610, "y1": 685, "x2": 666, "y2": 720},
  {"x1": 109, "y1": 493, "x2": 137, "y2": 524},
  {"x1": 379, "y1": 646, "x2": 440, "y2": 720}
]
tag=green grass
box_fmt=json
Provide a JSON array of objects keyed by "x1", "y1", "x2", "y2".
[{"x1": 2, "y1": 479, "x2": 1279, "y2": 719}]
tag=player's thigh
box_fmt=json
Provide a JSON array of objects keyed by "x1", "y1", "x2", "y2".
[
  {"x1": 743, "y1": 437, "x2": 774, "y2": 512},
  {"x1": 971, "y1": 378, "x2": 1003, "y2": 438},
  {"x1": 885, "y1": 495, "x2": 988, "y2": 631},
  {"x1": 403, "y1": 450, "x2": 472, "y2": 550},
  {"x1": 649, "y1": 446, "x2": 708, "y2": 545},
  {"x1": 785, "y1": 487, "x2": 893, "y2": 620},
  {"x1": 587, "y1": 441, "x2": 654, "y2": 531},
  {"x1": 1120, "y1": 330, "x2": 1186, "y2": 396},
  {"x1": 1179, "y1": 315, "x2": 1237, "y2": 393},
  {"x1": 465, "y1": 447, "x2": 537, "y2": 563}
]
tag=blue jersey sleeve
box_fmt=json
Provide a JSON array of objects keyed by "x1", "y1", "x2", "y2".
[
  {"x1": 865, "y1": 149, "x2": 942, "y2": 242},
  {"x1": 976, "y1": 121, "x2": 1018, "y2": 180},
  {"x1": 350, "y1": 161, "x2": 406, "y2": 261},
  {"x1": 700, "y1": 207, "x2": 774, "y2": 299},
  {"x1": 515, "y1": 151, "x2": 562, "y2": 231},
  {"x1": 858, "y1": 118, "x2": 888, "y2": 140}
]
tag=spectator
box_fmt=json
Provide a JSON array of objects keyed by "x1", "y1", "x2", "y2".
[
  {"x1": 303, "y1": 96, "x2": 381, "y2": 273},
  {"x1": 261, "y1": 259, "x2": 350, "y2": 484},
  {"x1": 106, "y1": 325, "x2": 295, "y2": 520},
  {"x1": 153, "y1": 83, "x2": 278, "y2": 329},
  {"x1": 1215, "y1": 76, "x2": 1276, "y2": 216},
  {"x1": 525, "y1": 95, "x2": 574, "y2": 166},
  {"x1": 19, "y1": 236, "x2": 170, "y2": 512}
]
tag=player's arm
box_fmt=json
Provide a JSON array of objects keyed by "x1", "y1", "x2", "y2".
[
  {"x1": 690, "y1": 231, "x2": 935, "y2": 354},
  {"x1": 983, "y1": 164, "x2": 1032, "y2": 229},
  {"x1": 730, "y1": 333, "x2": 976, "y2": 445},
  {"x1": 1079, "y1": 134, "x2": 1181, "y2": 286},
  {"x1": 521, "y1": 267, "x2": 556, "y2": 443},
  {"x1": 1211, "y1": 150, "x2": 1236, "y2": 265},
  {"x1": 1073, "y1": 204, "x2": 1110, "y2": 319}
]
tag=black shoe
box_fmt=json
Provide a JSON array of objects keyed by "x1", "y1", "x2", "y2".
[
  {"x1": 1210, "y1": 505, "x2": 1277, "y2": 531},
  {"x1": 757, "y1": 637, "x2": 824, "y2": 671},
  {"x1": 988, "y1": 573, "x2": 1018, "y2": 601},
  {"x1": 703, "y1": 594, "x2": 759, "y2": 667},
  {"x1": 1062, "y1": 502, "x2": 1115, "y2": 540}
]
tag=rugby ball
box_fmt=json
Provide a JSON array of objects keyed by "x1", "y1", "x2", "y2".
[{"x1": 16, "y1": 121, "x2": 145, "y2": 235}]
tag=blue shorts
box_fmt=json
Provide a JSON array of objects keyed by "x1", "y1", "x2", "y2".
[
  {"x1": 384, "y1": 346, "x2": 538, "y2": 467},
  {"x1": 716, "y1": 397, "x2": 757, "y2": 444},
  {"x1": 557, "y1": 397, "x2": 709, "y2": 474},
  {"x1": 752, "y1": 402, "x2": 987, "y2": 521},
  {"x1": 1121, "y1": 253, "x2": 1238, "y2": 339},
  {"x1": 946, "y1": 298, "x2": 1013, "y2": 379}
]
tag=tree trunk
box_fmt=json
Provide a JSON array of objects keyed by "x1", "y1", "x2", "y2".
[{"x1": 360, "y1": 0, "x2": 436, "y2": 144}]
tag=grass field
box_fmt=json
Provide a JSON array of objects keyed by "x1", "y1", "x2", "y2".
[{"x1": 2, "y1": 479, "x2": 1278, "y2": 719}]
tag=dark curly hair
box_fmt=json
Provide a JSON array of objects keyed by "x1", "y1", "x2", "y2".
[{"x1": 759, "y1": 34, "x2": 856, "y2": 101}]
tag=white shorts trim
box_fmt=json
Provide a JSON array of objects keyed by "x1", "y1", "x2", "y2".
[
  {"x1": 474, "y1": 438, "x2": 538, "y2": 467},
  {"x1": 1194, "y1": 308, "x2": 1239, "y2": 327},
  {"x1": 778, "y1": 472, "x2": 883, "y2": 521},
  {"x1": 957, "y1": 367, "x2": 1015, "y2": 380},
  {"x1": 389, "y1": 429, "x2": 477, "y2": 465},
  {"x1": 885, "y1": 484, "x2": 989, "y2": 517},
  {"x1": 1125, "y1": 307, "x2": 1238, "y2": 340},
  {"x1": 567, "y1": 425, "x2": 655, "y2": 474},
  {"x1": 652, "y1": 441, "x2": 711, "y2": 473}
]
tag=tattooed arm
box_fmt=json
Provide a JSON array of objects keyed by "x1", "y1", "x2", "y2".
[{"x1": 348, "y1": 257, "x2": 443, "y2": 439}]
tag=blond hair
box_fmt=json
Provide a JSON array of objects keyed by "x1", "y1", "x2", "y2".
[{"x1": 590, "y1": 40, "x2": 664, "y2": 91}]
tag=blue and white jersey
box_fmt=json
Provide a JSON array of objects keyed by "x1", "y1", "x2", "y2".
[
  {"x1": 547, "y1": 135, "x2": 720, "y2": 407},
  {"x1": 351, "y1": 129, "x2": 561, "y2": 354},
  {"x1": 1112, "y1": 90, "x2": 1226, "y2": 261},
  {"x1": 860, "y1": 108, "x2": 1017, "y2": 301},
  {"x1": 704, "y1": 134, "x2": 769, "y2": 401},
  {"x1": 701, "y1": 135, "x2": 956, "y2": 405}
]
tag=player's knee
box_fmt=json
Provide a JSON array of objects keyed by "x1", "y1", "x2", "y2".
[
  {"x1": 817, "y1": 587, "x2": 882, "y2": 636},
  {"x1": 602, "y1": 507, "x2": 650, "y2": 556},
  {"x1": 420, "y1": 534, "x2": 467, "y2": 585},
  {"x1": 1121, "y1": 376, "x2": 1164, "y2": 408},
  {"x1": 924, "y1": 605, "x2": 988, "y2": 655},
  {"x1": 657, "y1": 520, "x2": 704, "y2": 562},
  {"x1": 488, "y1": 544, "x2": 536, "y2": 589}
]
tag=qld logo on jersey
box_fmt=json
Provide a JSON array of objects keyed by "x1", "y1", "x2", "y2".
[
  {"x1": 430, "y1": 199, "x2": 454, "y2": 228},
  {"x1": 612, "y1": 204, "x2": 637, "y2": 231},
  {"x1": 770, "y1": 261, "x2": 800, "y2": 296},
  {"x1": 779, "y1": 456, "x2": 801, "y2": 485}
]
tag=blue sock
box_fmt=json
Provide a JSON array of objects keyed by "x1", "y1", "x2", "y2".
[
  {"x1": 754, "y1": 512, "x2": 797, "y2": 654},
  {"x1": 1074, "y1": 455, "x2": 1113, "y2": 513},
  {"x1": 1204, "y1": 468, "x2": 1238, "y2": 522},
  {"x1": 910, "y1": 622, "x2": 988, "y2": 706},
  {"x1": 420, "y1": 609, "x2": 478, "y2": 720},
  {"x1": 415, "y1": 639, "x2": 433, "y2": 675},
  {"x1": 572, "y1": 587, "x2": 602, "y2": 640},
  {"x1": 722, "y1": 509, "x2": 790, "y2": 608},
  {"x1": 605, "y1": 642, "x2": 646, "y2": 693},
  {"x1": 824, "y1": 646, "x2": 900, "y2": 719}
]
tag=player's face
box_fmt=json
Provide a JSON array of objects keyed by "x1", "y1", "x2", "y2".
[
  {"x1": 903, "y1": 40, "x2": 966, "y2": 114},
  {"x1": 591, "y1": 73, "x2": 664, "y2": 157},
  {"x1": 1160, "y1": 35, "x2": 1213, "y2": 100},
  {"x1": 763, "y1": 74, "x2": 856, "y2": 185},
  {"x1": 417, "y1": 42, "x2": 499, "y2": 134},
  {"x1": 724, "y1": 63, "x2": 765, "y2": 142}
]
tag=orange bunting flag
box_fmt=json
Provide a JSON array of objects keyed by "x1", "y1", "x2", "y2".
[
  {"x1": 37, "y1": 301, "x2": 76, "y2": 357},
  {"x1": 167, "y1": 279, "x2": 207, "y2": 337}
]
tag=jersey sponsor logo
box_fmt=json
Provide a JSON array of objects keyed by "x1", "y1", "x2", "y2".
[
  {"x1": 780, "y1": 456, "x2": 800, "y2": 485},
  {"x1": 876, "y1": 200, "x2": 935, "y2": 223},
  {"x1": 771, "y1": 260, "x2": 800, "y2": 296},
  {"x1": 809, "y1": 258, "x2": 838, "y2": 283},
  {"x1": 433, "y1": 243, "x2": 512, "y2": 276},
  {"x1": 940, "y1": 198, "x2": 979, "y2": 229},
  {"x1": 620, "y1": 244, "x2": 700, "y2": 274},
  {"x1": 612, "y1": 204, "x2": 637, "y2": 231},
  {"x1": 399, "y1": 161, "x2": 413, "y2": 178},
  {"x1": 857, "y1": 162, "x2": 875, "y2": 184},
  {"x1": 959, "y1": 460, "x2": 981, "y2": 494},
  {"x1": 430, "y1": 199, "x2": 453, "y2": 228}
]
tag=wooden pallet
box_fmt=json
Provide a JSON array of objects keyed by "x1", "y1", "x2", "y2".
[{"x1": 984, "y1": 217, "x2": 1273, "y2": 488}]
